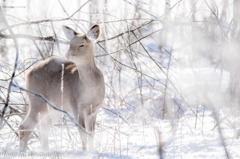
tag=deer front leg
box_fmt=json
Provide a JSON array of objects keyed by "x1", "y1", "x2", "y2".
[
  {"x1": 77, "y1": 105, "x2": 97, "y2": 151},
  {"x1": 84, "y1": 109, "x2": 97, "y2": 151},
  {"x1": 78, "y1": 113, "x2": 87, "y2": 151},
  {"x1": 87, "y1": 115, "x2": 97, "y2": 151}
]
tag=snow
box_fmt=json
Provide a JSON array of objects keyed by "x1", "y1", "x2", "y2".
[
  {"x1": 2, "y1": 105, "x2": 240, "y2": 159},
  {"x1": 1, "y1": 0, "x2": 240, "y2": 158}
]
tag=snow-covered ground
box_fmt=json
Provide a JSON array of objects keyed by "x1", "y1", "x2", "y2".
[{"x1": 1, "y1": 103, "x2": 240, "y2": 159}]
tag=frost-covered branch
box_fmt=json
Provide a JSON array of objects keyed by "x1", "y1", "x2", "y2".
[
  {"x1": 0, "y1": 33, "x2": 67, "y2": 44},
  {"x1": 0, "y1": 5, "x2": 19, "y2": 128},
  {"x1": 98, "y1": 20, "x2": 154, "y2": 43},
  {"x1": 12, "y1": 83, "x2": 91, "y2": 135}
]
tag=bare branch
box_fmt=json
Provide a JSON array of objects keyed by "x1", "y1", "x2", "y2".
[
  {"x1": 0, "y1": 5, "x2": 20, "y2": 128},
  {"x1": 98, "y1": 20, "x2": 154, "y2": 43},
  {"x1": 0, "y1": 33, "x2": 67, "y2": 44},
  {"x1": 12, "y1": 83, "x2": 91, "y2": 135}
]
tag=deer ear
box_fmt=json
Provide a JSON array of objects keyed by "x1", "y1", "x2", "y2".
[
  {"x1": 87, "y1": 24, "x2": 100, "y2": 40},
  {"x1": 62, "y1": 25, "x2": 78, "y2": 40}
]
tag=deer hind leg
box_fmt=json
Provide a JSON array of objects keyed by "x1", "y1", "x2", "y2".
[
  {"x1": 19, "y1": 96, "x2": 46, "y2": 152},
  {"x1": 38, "y1": 113, "x2": 50, "y2": 152},
  {"x1": 19, "y1": 114, "x2": 37, "y2": 152}
]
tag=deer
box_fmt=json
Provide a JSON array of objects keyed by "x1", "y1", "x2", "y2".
[{"x1": 19, "y1": 24, "x2": 105, "y2": 152}]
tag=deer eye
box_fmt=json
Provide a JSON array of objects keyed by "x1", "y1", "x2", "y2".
[{"x1": 78, "y1": 45, "x2": 84, "y2": 48}]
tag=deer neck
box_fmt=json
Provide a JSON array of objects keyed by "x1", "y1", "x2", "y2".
[{"x1": 75, "y1": 53, "x2": 97, "y2": 82}]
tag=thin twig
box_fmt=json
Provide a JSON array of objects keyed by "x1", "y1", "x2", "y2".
[
  {"x1": 103, "y1": 107, "x2": 129, "y2": 126},
  {"x1": 212, "y1": 108, "x2": 231, "y2": 159},
  {"x1": 2, "y1": 118, "x2": 19, "y2": 137},
  {"x1": 98, "y1": 20, "x2": 154, "y2": 43},
  {"x1": 32, "y1": 40, "x2": 45, "y2": 59},
  {"x1": 0, "y1": 33, "x2": 67, "y2": 44}
]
